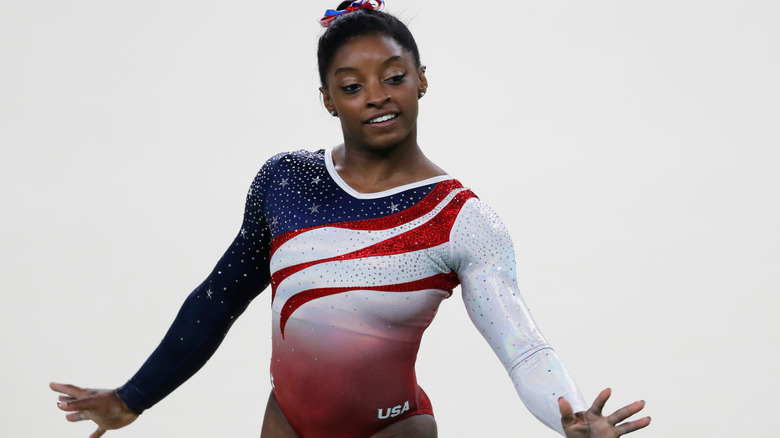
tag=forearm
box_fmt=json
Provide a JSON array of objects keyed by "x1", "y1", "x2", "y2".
[
  {"x1": 117, "y1": 283, "x2": 250, "y2": 414},
  {"x1": 507, "y1": 346, "x2": 587, "y2": 435},
  {"x1": 118, "y1": 204, "x2": 271, "y2": 412},
  {"x1": 463, "y1": 282, "x2": 587, "y2": 435}
]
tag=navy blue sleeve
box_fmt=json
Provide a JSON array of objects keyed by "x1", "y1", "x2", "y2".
[{"x1": 116, "y1": 158, "x2": 279, "y2": 414}]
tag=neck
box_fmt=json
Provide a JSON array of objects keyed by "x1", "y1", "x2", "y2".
[{"x1": 332, "y1": 138, "x2": 445, "y2": 194}]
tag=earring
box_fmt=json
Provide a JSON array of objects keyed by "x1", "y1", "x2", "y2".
[
  {"x1": 418, "y1": 91, "x2": 426, "y2": 99},
  {"x1": 330, "y1": 110, "x2": 337, "y2": 117}
]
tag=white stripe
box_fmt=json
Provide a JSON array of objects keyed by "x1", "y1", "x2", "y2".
[{"x1": 272, "y1": 243, "x2": 451, "y2": 313}]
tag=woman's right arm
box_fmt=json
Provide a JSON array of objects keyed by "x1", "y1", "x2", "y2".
[
  {"x1": 53, "y1": 157, "x2": 280, "y2": 434},
  {"x1": 114, "y1": 215, "x2": 272, "y2": 413}
]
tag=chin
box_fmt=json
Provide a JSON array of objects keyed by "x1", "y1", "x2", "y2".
[
  {"x1": 345, "y1": 129, "x2": 416, "y2": 152},
  {"x1": 363, "y1": 135, "x2": 413, "y2": 152},
  {"x1": 367, "y1": 128, "x2": 417, "y2": 149}
]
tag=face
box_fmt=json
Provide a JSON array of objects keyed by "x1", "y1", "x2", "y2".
[{"x1": 320, "y1": 33, "x2": 427, "y2": 153}]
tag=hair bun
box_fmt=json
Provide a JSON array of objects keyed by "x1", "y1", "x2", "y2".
[{"x1": 320, "y1": 0, "x2": 385, "y2": 27}]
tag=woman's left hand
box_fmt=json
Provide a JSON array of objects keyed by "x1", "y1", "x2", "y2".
[{"x1": 559, "y1": 388, "x2": 650, "y2": 438}]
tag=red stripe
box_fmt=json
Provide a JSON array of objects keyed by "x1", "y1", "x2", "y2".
[
  {"x1": 279, "y1": 272, "x2": 460, "y2": 337},
  {"x1": 271, "y1": 189, "x2": 475, "y2": 301},
  {"x1": 270, "y1": 179, "x2": 463, "y2": 259}
]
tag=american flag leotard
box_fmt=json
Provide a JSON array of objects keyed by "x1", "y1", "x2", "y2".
[{"x1": 117, "y1": 148, "x2": 588, "y2": 437}]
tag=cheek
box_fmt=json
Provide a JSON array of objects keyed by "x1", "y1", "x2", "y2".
[
  {"x1": 333, "y1": 100, "x2": 359, "y2": 121},
  {"x1": 404, "y1": 96, "x2": 420, "y2": 117}
]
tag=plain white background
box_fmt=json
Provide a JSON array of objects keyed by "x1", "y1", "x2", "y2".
[{"x1": 1, "y1": 0, "x2": 778, "y2": 436}]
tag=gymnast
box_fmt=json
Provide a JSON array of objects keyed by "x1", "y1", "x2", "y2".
[{"x1": 52, "y1": 2, "x2": 651, "y2": 437}]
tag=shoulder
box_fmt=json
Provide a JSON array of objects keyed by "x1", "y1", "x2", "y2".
[
  {"x1": 460, "y1": 196, "x2": 499, "y2": 221},
  {"x1": 260, "y1": 149, "x2": 325, "y2": 171},
  {"x1": 448, "y1": 197, "x2": 516, "y2": 273},
  {"x1": 251, "y1": 149, "x2": 326, "y2": 182},
  {"x1": 451, "y1": 196, "x2": 512, "y2": 244}
]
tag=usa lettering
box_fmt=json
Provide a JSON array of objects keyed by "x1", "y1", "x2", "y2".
[{"x1": 377, "y1": 400, "x2": 410, "y2": 419}]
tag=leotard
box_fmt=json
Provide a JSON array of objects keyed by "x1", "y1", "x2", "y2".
[{"x1": 117, "y1": 148, "x2": 588, "y2": 437}]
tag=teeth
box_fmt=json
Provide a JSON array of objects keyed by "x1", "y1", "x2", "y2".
[{"x1": 367, "y1": 114, "x2": 397, "y2": 124}]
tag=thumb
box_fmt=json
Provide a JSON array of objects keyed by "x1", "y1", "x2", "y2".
[{"x1": 559, "y1": 397, "x2": 575, "y2": 427}]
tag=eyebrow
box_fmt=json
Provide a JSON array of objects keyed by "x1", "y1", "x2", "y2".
[{"x1": 333, "y1": 55, "x2": 406, "y2": 77}]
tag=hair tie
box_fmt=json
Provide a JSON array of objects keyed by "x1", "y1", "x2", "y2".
[{"x1": 320, "y1": 0, "x2": 385, "y2": 27}]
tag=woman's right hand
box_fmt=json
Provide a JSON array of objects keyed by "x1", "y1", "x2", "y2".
[{"x1": 51, "y1": 382, "x2": 138, "y2": 438}]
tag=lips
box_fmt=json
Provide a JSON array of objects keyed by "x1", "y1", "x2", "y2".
[{"x1": 365, "y1": 113, "x2": 399, "y2": 124}]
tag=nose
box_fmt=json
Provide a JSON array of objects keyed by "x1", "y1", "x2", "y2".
[{"x1": 364, "y1": 80, "x2": 390, "y2": 107}]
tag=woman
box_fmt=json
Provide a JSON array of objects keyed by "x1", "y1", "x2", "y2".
[{"x1": 52, "y1": 2, "x2": 650, "y2": 437}]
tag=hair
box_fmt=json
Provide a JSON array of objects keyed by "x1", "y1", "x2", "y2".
[{"x1": 317, "y1": 5, "x2": 421, "y2": 87}]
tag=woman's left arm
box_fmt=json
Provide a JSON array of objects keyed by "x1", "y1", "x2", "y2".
[{"x1": 449, "y1": 198, "x2": 649, "y2": 436}]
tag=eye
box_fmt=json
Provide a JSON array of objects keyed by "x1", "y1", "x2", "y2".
[
  {"x1": 386, "y1": 74, "x2": 406, "y2": 85},
  {"x1": 341, "y1": 84, "x2": 362, "y2": 94}
]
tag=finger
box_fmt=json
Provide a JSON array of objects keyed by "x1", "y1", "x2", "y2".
[
  {"x1": 90, "y1": 427, "x2": 107, "y2": 438},
  {"x1": 589, "y1": 387, "x2": 611, "y2": 416},
  {"x1": 65, "y1": 411, "x2": 90, "y2": 422},
  {"x1": 58, "y1": 396, "x2": 98, "y2": 412},
  {"x1": 50, "y1": 382, "x2": 86, "y2": 398},
  {"x1": 608, "y1": 400, "x2": 646, "y2": 425},
  {"x1": 59, "y1": 395, "x2": 76, "y2": 402},
  {"x1": 615, "y1": 416, "x2": 651, "y2": 435},
  {"x1": 558, "y1": 397, "x2": 575, "y2": 427}
]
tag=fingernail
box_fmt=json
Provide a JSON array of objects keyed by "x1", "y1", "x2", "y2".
[{"x1": 58, "y1": 401, "x2": 67, "y2": 408}]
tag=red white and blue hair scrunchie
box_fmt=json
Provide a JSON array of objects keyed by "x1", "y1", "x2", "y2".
[{"x1": 320, "y1": 0, "x2": 385, "y2": 27}]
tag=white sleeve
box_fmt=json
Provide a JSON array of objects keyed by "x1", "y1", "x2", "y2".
[{"x1": 449, "y1": 198, "x2": 588, "y2": 435}]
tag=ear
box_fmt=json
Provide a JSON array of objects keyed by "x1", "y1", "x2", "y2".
[
  {"x1": 418, "y1": 65, "x2": 428, "y2": 97},
  {"x1": 320, "y1": 86, "x2": 336, "y2": 115}
]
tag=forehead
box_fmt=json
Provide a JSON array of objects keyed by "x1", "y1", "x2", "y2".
[{"x1": 328, "y1": 33, "x2": 415, "y2": 74}]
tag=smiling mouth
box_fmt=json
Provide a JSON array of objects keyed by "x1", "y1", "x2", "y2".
[{"x1": 366, "y1": 113, "x2": 398, "y2": 124}]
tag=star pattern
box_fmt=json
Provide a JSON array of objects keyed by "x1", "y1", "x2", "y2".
[{"x1": 259, "y1": 150, "x2": 438, "y2": 237}]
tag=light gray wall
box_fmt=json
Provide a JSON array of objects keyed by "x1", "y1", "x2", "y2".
[{"x1": 2, "y1": 1, "x2": 778, "y2": 436}]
